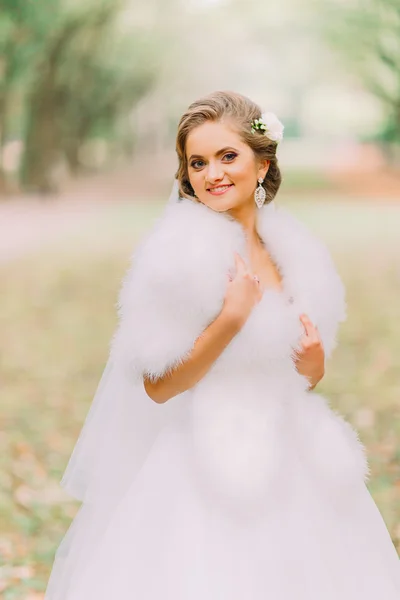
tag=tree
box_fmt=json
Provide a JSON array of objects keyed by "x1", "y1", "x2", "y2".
[
  {"x1": 320, "y1": 0, "x2": 400, "y2": 147},
  {"x1": 21, "y1": 1, "x2": 153, "y2": 192},
  {"x1": 0, "y1": 0, "x2": 63, "y2": 191},
  {"x1": 0, "y1": 0, "x2": 161, "y2": 194}
]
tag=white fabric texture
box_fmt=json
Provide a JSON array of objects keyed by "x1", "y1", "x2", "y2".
[{"x1": 46, "y1": 193, "x2": 400, "y2": 599}]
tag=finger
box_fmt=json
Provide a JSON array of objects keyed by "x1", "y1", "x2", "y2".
[
  {"x1": 234, "y1": 252, "x2": 248, "y2": 274},
  {"x1": 234, "y1": 252, "x2": 247, "y2": 267},
  {"x1": 290, "y1": 349, "x2": 298, "y2": 363},
  {"x1": 291, "y1": 346, "x2": 302, "y2": 360},
  {"x1": 316, "y1": 330, "x2": 325, "y2": 351},
  {"x1": 302, "y1": 331, "x2": 324, "y2": 348},
  {"x1": 299, "y1": 314, "x2": 318, "y2": 339},
  {"x1": 309, "y1": 328, "x2": 321, "y2": 345},
  {"x1": 300, "y1": 337, "x2": 313, "y2": 352}
]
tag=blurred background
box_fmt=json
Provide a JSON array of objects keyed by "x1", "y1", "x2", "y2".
[{"x1": 0, "y1": 0, "x2": 399, "y2": 596}]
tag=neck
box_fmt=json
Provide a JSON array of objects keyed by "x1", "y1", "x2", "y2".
[{"x1": 227, "y1": 203, "x2": 262, "y2": 250}]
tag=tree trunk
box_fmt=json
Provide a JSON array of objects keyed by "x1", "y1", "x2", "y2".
[
  {"x1": 0, "y1": 92, "x2": 7, "y2": 196},
  {"x1": 22, "y1": 79, "x2": 60, "y2": 194},
  {"x1": 61, "y1": 115, "x2": 94, "y2": 175},
  {"x1": 0, "y1": 56, "x2": 17, "y2": 196},
  {"x1": 21, "y1": 18, "x2": 88, "y2": 193}
]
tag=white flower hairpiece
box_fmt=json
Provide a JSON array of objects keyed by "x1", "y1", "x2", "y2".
[{"x1": 251, "y1": 112, "x2": 284, "y2": 143}]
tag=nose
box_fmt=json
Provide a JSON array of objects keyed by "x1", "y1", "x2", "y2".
[{"x1": 205, "y1": 161, "x2": 224, "y2": 185}]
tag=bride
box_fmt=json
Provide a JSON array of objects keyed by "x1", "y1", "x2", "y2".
[{"x1": 46, "y1": 90, "x2": 400, "y2": 599}]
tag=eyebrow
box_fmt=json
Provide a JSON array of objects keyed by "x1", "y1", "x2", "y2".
[{"x1": 188, "y1": 146, "x2": 239, "y2": 161}]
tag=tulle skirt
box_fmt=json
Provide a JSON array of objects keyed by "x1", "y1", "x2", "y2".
[{"x1": 46, "y1": 415, "x2": 400, "y2": 600}]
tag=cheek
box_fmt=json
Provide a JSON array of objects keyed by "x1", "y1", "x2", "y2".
[
  {"x1": 188, "y1": 170, "x2": 202, "y2": 190},
  {"x1": 229, "y1": 161, "x2": 257, "y2": 186},
  {"x1": 188, "y1": 158, "x2": 257, "y2": 190}
]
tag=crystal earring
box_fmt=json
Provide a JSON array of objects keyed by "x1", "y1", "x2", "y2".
[{"x1": 254, "y1": 177, "x2": 266, "y2": 208}]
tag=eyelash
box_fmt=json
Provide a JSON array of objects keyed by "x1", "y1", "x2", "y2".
[{"x1": 190, "y1": 152, "x2": 237, "y2": 169}]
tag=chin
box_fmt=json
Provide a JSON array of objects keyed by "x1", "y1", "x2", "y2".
[
  {"x1": 198, "y1": 194, "x2": 239, "y2": 213},
  {"x1": 201, "y1": 200, "x2": 235, "y2": 213}
]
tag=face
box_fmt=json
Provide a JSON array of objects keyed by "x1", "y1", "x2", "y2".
[{"x1": 185, "y1": 120, "x2": 269, "y2": 214}]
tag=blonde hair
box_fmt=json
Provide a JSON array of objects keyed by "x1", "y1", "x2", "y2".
[{"x1": 175, "y1": 90, "x2": 282, "y2": 203}]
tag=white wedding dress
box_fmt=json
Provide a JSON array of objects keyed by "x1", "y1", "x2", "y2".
[{"x1": 46, "y1": 195, "x2": 400, "y2": 599}]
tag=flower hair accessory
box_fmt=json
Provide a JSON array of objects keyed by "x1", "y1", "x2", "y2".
[{"x1": 251, "y1": 112, "x2": 284, "y2": 143}]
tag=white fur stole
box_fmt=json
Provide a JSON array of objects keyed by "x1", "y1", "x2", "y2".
[{"x1": 110, "y1": 198, "x2": 346, "y2": 381}]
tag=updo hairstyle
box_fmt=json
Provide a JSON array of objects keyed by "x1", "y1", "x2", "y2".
[{"x1": 175, "y1": 90, "x2": 282, "y2": 204}]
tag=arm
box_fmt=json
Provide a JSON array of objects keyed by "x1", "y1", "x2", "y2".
[{"x1": 144, "y1": 307, "x2": 242, "y2": 404}]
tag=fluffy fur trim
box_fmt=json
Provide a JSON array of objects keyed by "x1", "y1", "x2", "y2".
[
  {"x1": 292, "y1": 392, "x2": 370, "y2": 496},
  {"x1": 110, "y1": 200, "x2": 246, "y2": 382},
  {"x1": 257, "y1": 203, "x2": 347, "y2": 358},
  {"x1": 111, "y1": 198, "x2": 346, "y2": 382},
  {"x1": 109, "y1": 198, "x2": 368, "y2": 499}
]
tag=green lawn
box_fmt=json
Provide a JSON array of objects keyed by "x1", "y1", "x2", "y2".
[{"x1": 1, "y1": 196, "x2": 399, "y2": 598}]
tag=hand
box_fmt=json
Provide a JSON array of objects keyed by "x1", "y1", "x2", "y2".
[
  {"x1": 293, "y1": 314, "x2": 325, "y2": 390},
  {"x1": 222, "y1": 252, "x2": 263, "y2": 328}
]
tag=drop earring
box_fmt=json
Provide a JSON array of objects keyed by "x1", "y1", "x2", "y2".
[{"x1": 254, "y1": 177, "x2": 266, "y2": 208}]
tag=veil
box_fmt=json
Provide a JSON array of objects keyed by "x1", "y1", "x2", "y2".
[
  {"x1": 167, "y1": 178, "x2": 180, "y2": 206},
  {"x1": 61, "y1": 180, "x2": 182, "y2": 504}
]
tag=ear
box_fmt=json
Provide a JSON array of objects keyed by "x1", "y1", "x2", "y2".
[{"x1": 258, "y1": 159, "x2": 270, "y2": 180}]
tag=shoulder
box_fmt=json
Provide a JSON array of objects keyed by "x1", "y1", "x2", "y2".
[
  {"x1": 117, "y1": 198, "x2": 241, "y2": 319},
  {"x1": 131, "y1": 198, "x2": 240, "y2": 275},
  {"x1": 111, "y1": 200, "x2": 237, "y2": 379},
  {"x1": 259, "y1": 202, "x2": 333, "y2": 263},
  {"x1": 259, "y1": 202, "x2": 346, "y2": 357},
  {"x1": 259, "y1": 202, "x2": 344, "y2": 299}
]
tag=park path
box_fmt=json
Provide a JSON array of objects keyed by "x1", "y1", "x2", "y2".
[
  {"x1": 0, "y1": 160, "x2": 174, "y2": 263},
  {"x1": 1, "y1": 158, "x2": 399, "y2": 263},
  {"x1": 0, "y1": 196, "x2": 104, "y2": 263}
]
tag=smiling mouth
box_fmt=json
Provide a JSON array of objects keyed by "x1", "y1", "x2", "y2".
[{"x1": 207, "y1": 184, "x2": 234, "y2": 194}]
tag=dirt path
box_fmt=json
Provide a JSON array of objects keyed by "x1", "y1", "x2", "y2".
[
  {"x1": 1, "y1": 157, "x2": 399, "y2": 263},
  {"x1": 0, "y1": 160, "x2": 174, "y2": 263},
  {"x1": 0, "y1": 197, "x2": 103, "y2": 262}
]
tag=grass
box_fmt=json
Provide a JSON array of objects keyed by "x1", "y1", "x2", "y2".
[{"x1": 1, "y1": 196, "x2": 400, "y2": 598}]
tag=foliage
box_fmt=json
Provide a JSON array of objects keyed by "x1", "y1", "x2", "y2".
[
  {"x1": 0, "y1": 0, "x2": 162, "y2": 193},
  {"x1": 319, "y1": 0, "x2": 400, "y2": 143}
]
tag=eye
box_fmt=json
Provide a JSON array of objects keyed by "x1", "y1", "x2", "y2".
[
  {"x1": 223, "y1": 152, "x2": 237, "y2": 162},
  {"x1": 190, "y1": 159, "x2": 205, "y2": 169}
]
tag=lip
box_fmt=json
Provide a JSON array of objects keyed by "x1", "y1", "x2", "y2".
[{"x1": 207, "y1": 184, "x2": 234, "y2": 196}]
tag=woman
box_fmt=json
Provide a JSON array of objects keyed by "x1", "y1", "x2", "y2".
[{"x1": 46, "y1": 91, "x2": 400, "y2": 599}]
